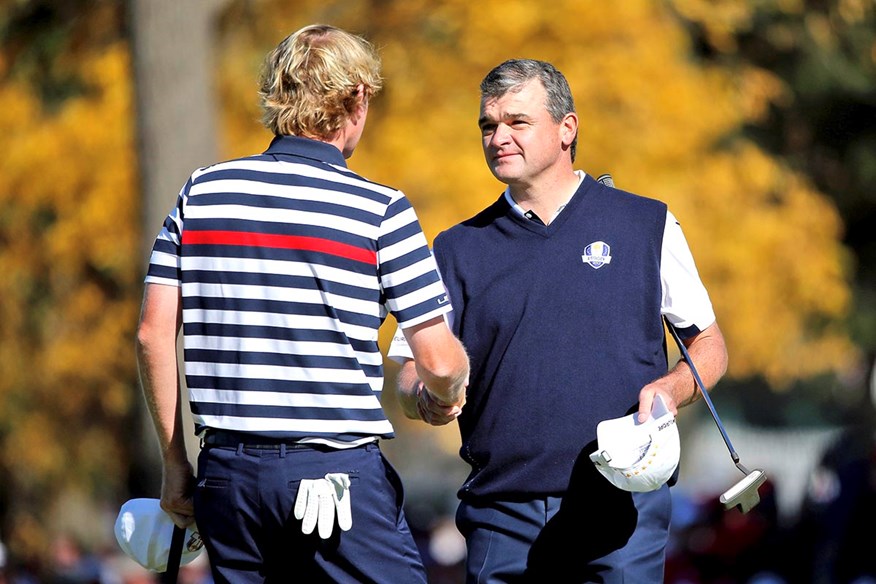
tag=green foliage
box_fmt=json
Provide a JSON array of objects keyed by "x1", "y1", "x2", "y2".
[{"x1": 669, "y1": 0, "x2": 876, "y2": 350}]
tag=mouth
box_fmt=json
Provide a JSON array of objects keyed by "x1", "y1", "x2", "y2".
[{"x1": 491, "y1": 151, "x2": 519, "y2": 164}]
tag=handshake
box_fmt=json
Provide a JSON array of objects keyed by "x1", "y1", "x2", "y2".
[
  {"x1": 416, "y1": 382, "x2": 465, "y2": 426},
  {"x1": 294, "y1": 473, "x2": 352, "y2": 539}
]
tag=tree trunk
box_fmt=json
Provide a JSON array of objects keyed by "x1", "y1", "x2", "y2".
[{"x1": 128, "y1": 0, "x2": 228, "y2": 494}]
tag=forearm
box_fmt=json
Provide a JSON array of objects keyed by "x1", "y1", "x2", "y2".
[
  {"x1": 397, "y1": 360, "x2": 424, "y2": 420},
  {"x1": 136, "y1": 284, "x2": 187, "y2": 466},
  {"x1": 403, "y1": 316, "x2": 470, "y2": 407},
  {"x1": 137, "y1": 334, "x2": 187, "y2": 465},
  {"x1": 638, "y1": 322, "x2": 728, "y2": 420},
  {"x1": 669, "y1": 322, "x2": 728, "y2": 408},
  {"x1": 415, "y1": 344, "x2": 469, "y2": 406}
]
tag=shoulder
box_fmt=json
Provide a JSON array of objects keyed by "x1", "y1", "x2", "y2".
[
  {"x1": 435, "y1": 194, "x2": 508, "y2": 247},
  {"x1": 601, "y1": 184, "x2": 667, "y2": 215},
  {"x1": 191, "y1": 154, "x2": 407, "y2": 206},
  {"x1": 190, "y1": 154, "x2": 265, "y2": 179},
  {"x1": 328, "y1": 164, "x2": 405, "y2": 200},
  {"x1": 585, "y1": 180, "x2": 667, "y2": 232}
]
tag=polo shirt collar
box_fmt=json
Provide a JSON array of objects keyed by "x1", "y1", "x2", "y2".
[
  {"x1": 264, "y1": 135, "x2": 347, "y2": 168},
  {"x1": 505, "y1": 170, "x2": 587, "y2": 224}
]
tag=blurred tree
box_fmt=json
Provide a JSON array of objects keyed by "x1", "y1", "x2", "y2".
[
  {"x1": 0, "y1": 0, "x2": 867, "y2": 573},
  {"x1": 218, "y1": 0, "x2": 856, "y2": 386},
  {"x1": 130, "y1": 0, "x2": 227, "y2": 253},
  {"x1": 0, "y1": 0, "x2": 139, "y2": 565},
  {"x1": 0, "y1": 0, "x2": 228, "y2": 570},
  {"x1": 128, "y1": 0, "x2": 230, "y2": 498},
  {"x1": 667, "y1": 0, "x2": 876, "y2": 368}
]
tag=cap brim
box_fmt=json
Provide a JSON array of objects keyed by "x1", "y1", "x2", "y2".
[
  {"x1": 590, "y1": 395, "x2": 680, "y2": 492},
  {"x1": 114, "y1": 498, "x2": 204, "y2": 572}
]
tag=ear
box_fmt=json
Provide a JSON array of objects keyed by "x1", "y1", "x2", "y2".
[
  {"x1": 559, "y1": 112, "x2": 578, "y2": 149},
  {"x1": 350, "y1": 84, "x2": 368, "y2": 124}
]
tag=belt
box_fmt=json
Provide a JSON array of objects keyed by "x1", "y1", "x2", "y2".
[{"x1": 202, "y1": 429, "x2": 319, "y2": 450}]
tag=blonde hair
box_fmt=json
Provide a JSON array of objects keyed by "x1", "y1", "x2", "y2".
[{"x1": 259, "y1": 24, "x2": 383, "y2": 139}]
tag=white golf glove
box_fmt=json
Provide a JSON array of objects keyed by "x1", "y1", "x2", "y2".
[{"x1": 293, "y1": 473, "x2": 352, "y2": 539}]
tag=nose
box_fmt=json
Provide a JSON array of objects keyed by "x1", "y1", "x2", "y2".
[{"x1": 488, "y1": 123, "x2": 511, "y2": 147}]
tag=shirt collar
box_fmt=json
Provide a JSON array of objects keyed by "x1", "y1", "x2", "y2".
[
  {"x1": 505, "y1": 170, "x2": 587, "y2": 223},
  {"x1": 263, "y1": 135, "x2": 348, "y2": 168}
]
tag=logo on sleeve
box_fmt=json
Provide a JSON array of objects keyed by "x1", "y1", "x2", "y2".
[{"x1": 582, "y1": 241, "x2": 612, "y2": 269}]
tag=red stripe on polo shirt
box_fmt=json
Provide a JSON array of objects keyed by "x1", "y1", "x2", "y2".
[{"x1": 183, "y1": 230, "x2": 376, "y2": 264}]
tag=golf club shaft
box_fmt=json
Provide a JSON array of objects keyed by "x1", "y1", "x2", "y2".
[
  {"x1": 600, "y1": 175, "x2": 744, "y2": 468},
  {"x1": 664, "y1": 317, "x2": 740, "y2": 465},
  {"x1": 161, "y1": 524, "x2": 186, "y2": 584}
]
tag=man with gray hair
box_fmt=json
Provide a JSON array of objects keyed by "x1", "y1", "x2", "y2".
[
  {"x1": 390, "y1": 58, "x2": 727, "y2": 581},
  {"x1": 137, "y1": 24, "x2": 468, "y2": 583}
]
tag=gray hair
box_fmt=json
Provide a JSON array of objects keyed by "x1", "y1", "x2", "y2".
[{"x1": 480, "y1": 59, "x2": 577, "y2": 162}]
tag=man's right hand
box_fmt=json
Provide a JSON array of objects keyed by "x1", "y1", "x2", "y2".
[
  {"x1": 417, "y1": 382, "x2": 464, "y2": 426},
  {"x1": 160, "y1": 457, "x2": 196, "y2": 529}
]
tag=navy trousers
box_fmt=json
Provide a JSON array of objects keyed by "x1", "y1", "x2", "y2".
[
  {"x1": 194, "y1": 441, "x2": 427, "y2": 584},
  {"x1": 457, "y1": 483, "x2": 671, "y2": 583}
]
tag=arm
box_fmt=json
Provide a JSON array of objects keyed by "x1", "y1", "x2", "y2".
[
  {"x1": 637, "y1": 321, "x2": 728, "y2": 422},
  {"x1": 399, "y1": 317, "x2": 469, "y2": 415},
  {"x1": 135, "y1": 283, "x2": 195, "y2": 527}
]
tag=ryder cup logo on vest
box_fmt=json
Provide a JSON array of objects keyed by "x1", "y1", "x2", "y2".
[{"x1": 582, "y1": 241, "x2": 612, "y2": 269}]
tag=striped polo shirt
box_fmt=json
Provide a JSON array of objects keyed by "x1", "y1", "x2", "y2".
[{"x1": 145, "y1": 135, "x2": 451, "y2": 446}]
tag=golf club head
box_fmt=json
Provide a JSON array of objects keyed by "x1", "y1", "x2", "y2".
[{"x1": 719, "y1": 469, "x2": 767, "y2": 513}]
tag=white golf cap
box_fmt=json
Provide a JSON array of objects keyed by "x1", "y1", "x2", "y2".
[
  {"x1": 589, "y1": 394, "x2": 680, "y2": 492},
  {"x1": 114, "y1": 498, "x2": 204, "y2": 572}
]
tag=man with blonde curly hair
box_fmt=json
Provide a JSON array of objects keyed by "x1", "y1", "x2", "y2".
[
  {"x1": 259, "y1": 24, "x2": 383, "y2": 146},
  {"x1": 137, "y1": 24, "x2": 468, "y2": 583}
]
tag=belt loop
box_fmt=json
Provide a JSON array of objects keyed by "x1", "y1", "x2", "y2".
[
  {"x1": 280, "y1": 443, "x2": 287, "y2": 458},
  {"x1": 236, "y1": 443, "x2": 244, "y2": 456}
]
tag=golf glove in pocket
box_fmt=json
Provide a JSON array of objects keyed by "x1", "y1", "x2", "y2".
[{"x1": 293, "y1": 473, "x2": 352, "y2": 539}]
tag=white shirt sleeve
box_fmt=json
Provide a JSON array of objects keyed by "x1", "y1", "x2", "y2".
[
  {"x1": 660, "y1": 210, "x2": 716, "y2": 332},
  {"x1": 387, "y1": 310, "x2": 454, "y2": 364},
  {"x1": 387, "y1": 325, "x2": 413, "y2": 364}
]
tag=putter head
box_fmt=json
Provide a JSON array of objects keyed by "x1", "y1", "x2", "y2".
[{"x1": 719, "y1": 469, "x2": 767, "y2": 513}]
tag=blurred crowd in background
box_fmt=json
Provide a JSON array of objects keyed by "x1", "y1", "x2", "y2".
[{"x1": 1, "y1": 406, "x2": 874, "y2": 584}]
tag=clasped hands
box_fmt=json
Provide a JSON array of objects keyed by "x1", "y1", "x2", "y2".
[
  {"x1": 416, "y1": 382, "x2": 465, "y2": 426},
  {"x1": 294, "y1": 473, "x2": 352, "y2": 539}
]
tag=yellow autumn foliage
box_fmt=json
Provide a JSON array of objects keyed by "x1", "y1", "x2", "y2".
[
  {"x1": 0, "y1": 43, "x2": 140, "y2": 557},
  {"x1": 218, "y1": 0, "x2": 855, "y2": 387},
  {"x1": 0, "y1": 0, "x2": 859, "y2": 563}
]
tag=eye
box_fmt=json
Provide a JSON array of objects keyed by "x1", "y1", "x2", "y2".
[{"x1": 480, "y1": 124, "x2": 496, "y2": 136}]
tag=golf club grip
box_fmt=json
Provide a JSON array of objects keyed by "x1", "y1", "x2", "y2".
[
  {"x1": 664, "y1": 317, "x2": 739, "y2": 462},
  {"x1": 161, "y1": 525, "x2": 186, "y2": 584}
]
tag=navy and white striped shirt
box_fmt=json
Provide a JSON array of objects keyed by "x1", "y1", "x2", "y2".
[{"x1": 145, "y1": 135, "x2": 451, "y2": 447}]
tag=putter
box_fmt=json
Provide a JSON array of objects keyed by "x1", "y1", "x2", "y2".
[
  {"x1": 600, "y1": 172, "x2": 767, "y2": 512},
  {"x1": 665, "y1": 318, "x2": 767, "y2": 513}
]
